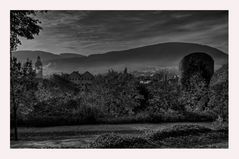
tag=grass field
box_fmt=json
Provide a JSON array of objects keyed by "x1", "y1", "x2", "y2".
[{"x1": 10, "y1": 122, "x2": 228, "y2": 148}]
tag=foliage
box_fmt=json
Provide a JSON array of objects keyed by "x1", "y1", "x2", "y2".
[
  {"x1": 14, "y1": 68, "x2": 222, "y2": 126},
  {"x1": 179, "y1": 73, "x2": 209, "y2": 112},
  {"x1": 147, "y1": 81, "x2": 182, "y2": 112},
  {"x1": 208, "y1": 81, "x2": 228, "y2": 121},
  {"x1": 89, "y1": 133, "x2": 152, "y2": 148},
  {"x1": 10, "y1": 58, "x2": 37, "y2": 120},
  {"x1": 26, "y1": 95, "x2": 102, "y2": 126},
  {"x1": 10, "y1": 11, "x2": 42, "y2": 51},
  {"x1": 35, "y1": 81, "x2": 52, "y2": 102},
  {"x1": 10, "y1": 10, "x2": 44, "y2": 140},
  {"x1": 148, "y1": 124, "x2": 212, "y2": 141},
  {"x1": 10, "y1": 12, "x2": 228, "y2": 136},
  {"x1": 35, "y1": 74, "x2": 79, "y2": 100},
  {"x1": 14, "y1": 66, "x2": 227, "y2": 126},
  {"x1": 208, "y1": 64, "x2": 228, "y2": 121},
  {"x1": 89, "y1": 124, "x2": 228, "y2": 148},
  {"x1": 93, "y1": 70, "x2": 143, "y2": 117},
  {"x1": 179, "y1": 52, "x2": 214, "y2": 90}
]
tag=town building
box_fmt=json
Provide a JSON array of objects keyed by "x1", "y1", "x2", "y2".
[{"x1": 68, "y1": 71, "x2": 94, "y2": 91}]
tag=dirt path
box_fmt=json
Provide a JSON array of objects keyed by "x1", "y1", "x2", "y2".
[{"x1": 11, "y1": 122, "x2": 214, "y2": 148}]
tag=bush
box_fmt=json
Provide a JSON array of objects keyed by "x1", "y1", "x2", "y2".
[
  {"x1": 22, "y1": 96, "x2": 103, "y2": 126},
  {"x1": 147, "y1": 109, "x2": 185, "y2": 122},
  {"x1": 97, "y1": 110, "x2": 216, "y2": 124},
  {"x1": 182, "y1": 111, "x2": 217, "y2": 122},
  {"x1": 89, "y1": 124, "x2": 228, "y2": 148},
  {"x1": 148, "y1": 124, "x2": 212, "y2": 141},
  {"x1": 89, "y1": 133, "x2": 153, "y2": 148},
  {"x1": 208, "y1": 81, "x2": 228, "y2": 121},
  {"x1": 157, "y1": 132, "x2": 228, "y2": 148},
  {"x1": 179, "y1": 73, "x2": 209, "y2": 112}
]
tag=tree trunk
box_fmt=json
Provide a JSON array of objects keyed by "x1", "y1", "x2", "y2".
[
  {"x1": 10, "y1": 56, "x2": 18, "y2": 141},
  {"x1": 11, "y1": 87, "x2": 18, "y2": 141},
  {"x1": 13, "y1": 104, "x2": 18, "y2": 141}
]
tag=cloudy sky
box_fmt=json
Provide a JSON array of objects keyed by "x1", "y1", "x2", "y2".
[{"x1": 18, "y1": 10, "x2": 228, "y2": 55}]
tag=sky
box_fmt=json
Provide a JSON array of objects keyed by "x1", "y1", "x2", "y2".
[{"x1": 18, "y1": 10, "x2": 228, "y2": 55}]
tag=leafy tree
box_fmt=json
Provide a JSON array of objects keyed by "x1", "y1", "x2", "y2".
[
  {"x1": 208, "y1": 81, "x2": 228, "y2": 121},
  {"x1": 135, "y1": 83, "x2": 150, "y2": 112},
  {"x1": 123, "y1": 67, "x2": 128, "y2": 74},
  {"x1": 179, "y1": 73, "x2": 209, "y2": 112},
  {"x1": 35, "y1": 81, "x2": 52, "y2": 102},
  {"x1": 147, "y1": 76, "x2": 182, "y2": 113},
  {"x1": 11, "y1": 58, "x2": 37, "y2": 140},
  {"x1": 208, "y1": 65, "x2": 228, "y2": 121},
  {"x1": 10, "y1": 11, "x2": 42, "y2": 52},
  {"x1": 94, "y1": 70, "x2": 142, "y2": 117},
  {"x1": 10, "y1": 11, "x2": 42, "y2": 140}
]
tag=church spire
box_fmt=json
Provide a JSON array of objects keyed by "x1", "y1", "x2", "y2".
[{"x1": 35, "y1": 56, "x2": 43, "y2": 78}]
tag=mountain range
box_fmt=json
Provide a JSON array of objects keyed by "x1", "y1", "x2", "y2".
[{"x1": 13, "y1": 42, "x2": 228, "y2": 75}]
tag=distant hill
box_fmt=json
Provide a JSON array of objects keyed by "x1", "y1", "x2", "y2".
[
  {"x1": 13, "y1": 50, "x2": 59, "y2": 62},
  {"x1": 59, "y1": 53, "x2": 85, "y2": 58},
  {"x1": 13, "y1": 51, "x2": 85, "y2": 63},
  {"x1": 13, "y1": 42, "x2": 228, "y2": 75}
]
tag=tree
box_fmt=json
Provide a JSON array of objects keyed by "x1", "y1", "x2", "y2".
[
  {"x1": 147, "y1": 74, "x2": 182, "y2": 113},
  {"x1": 123, "y1": 67, "x2": 128, "y2": 74},
  {"x1": 208, "y1": 64, "x2": 228, "y2": 121},
  {"x1": 10, "y1": 11, "x2": 42, "y2": 140},
  {"x1": 94, "y1": 70, "x2": 142, "y2": 117},
  {"x1": 179, "y1": 73, "x2": 209, "y2": 112},
  {"x1": 10, "y1": 11, "x2": 42, "y2": 52},
  {"x1": 208, "y1": 81, "x2": 228, "y2": 121},
  {"x1": 11, "y1": 58, "x2": 37, "y2": 140},
  {"x1": 135, "y1": 83, "x2": 150, "y2": 112}
]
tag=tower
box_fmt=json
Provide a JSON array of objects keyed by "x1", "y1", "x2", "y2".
[{"x1": 35, "y1": 56, "x2": 43, "y2": 78}]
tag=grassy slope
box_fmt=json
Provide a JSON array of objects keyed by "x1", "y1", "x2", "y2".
[
  {"x1": 10, "y1": 122, "x2": 227, "y2": 148},
  {"x1": 89, "y1": 124, "x2": 228, "y2": 148}
]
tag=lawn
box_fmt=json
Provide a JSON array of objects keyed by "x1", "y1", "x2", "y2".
[{"x1": 10, "y1": 122, "x2": 227, "y2": 148}]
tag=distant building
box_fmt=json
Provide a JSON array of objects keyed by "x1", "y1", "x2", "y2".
[
  {"x1": 68, "y1": 71, "x2": 94, "y2": 91},
  {"x1": 139, "y1": 80, "x2": 151, "y2": 84},
  {"x1": 35, "y1": 56, "x2": 43, "y2": 79},
  {"x1": 68, "y1": 71, "x2": 81, "y2": 84},
  {"x1": 138, "y1": 71, "x2": 179, "y2": 85}
]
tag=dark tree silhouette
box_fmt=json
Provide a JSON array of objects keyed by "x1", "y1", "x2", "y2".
[
  {"x1": 179, "y1": 52, "x2": 214, "y2": 90},
  {"x1": 10, "y1": 11, "x2": 42, "y2": 140},
  {"x1": 10, "y1": 11, "x2": 42, "y2": 52}
]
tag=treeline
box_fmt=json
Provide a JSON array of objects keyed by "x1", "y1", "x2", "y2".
[{"x1": 11, "y1": 59, "x2": 228, "y2": 127}]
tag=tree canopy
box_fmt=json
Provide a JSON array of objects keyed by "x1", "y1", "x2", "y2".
[{"x1": 10, "y1": 11, "x2": 42, "y2": 51}]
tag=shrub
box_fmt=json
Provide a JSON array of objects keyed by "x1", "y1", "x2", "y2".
[
  {"x1": 182, "y1": 110, "x2": 217, "y2": 122},
  {"x1": 89, "y1": 133, "x2": 153, "y2": 148},
  {"x1": 148, "y1": 124, "x2": 212, "y2": 141},
  {"x1": 208, "y1": 81, "x2": 228, "y2": 121},
  {"x1": 89, "y1": 124, "x2": 228, "y2": 148},
  {"x1": 147, "y1": 109, "x2": 185, "y2": 122},
  {"x1": 24, "y1": 96, "x2": 103, "y2": 126},
  {"x1": 179, "y1": 73, "x2": 209, "y2": 112},
  {"x1": 157, "y1": 132, "x2": 228, "y2": 148}
]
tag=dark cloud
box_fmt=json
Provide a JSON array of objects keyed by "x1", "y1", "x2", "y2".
[{"x1": 18, "y1": 10, "x2": 228, "y2": 55}]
